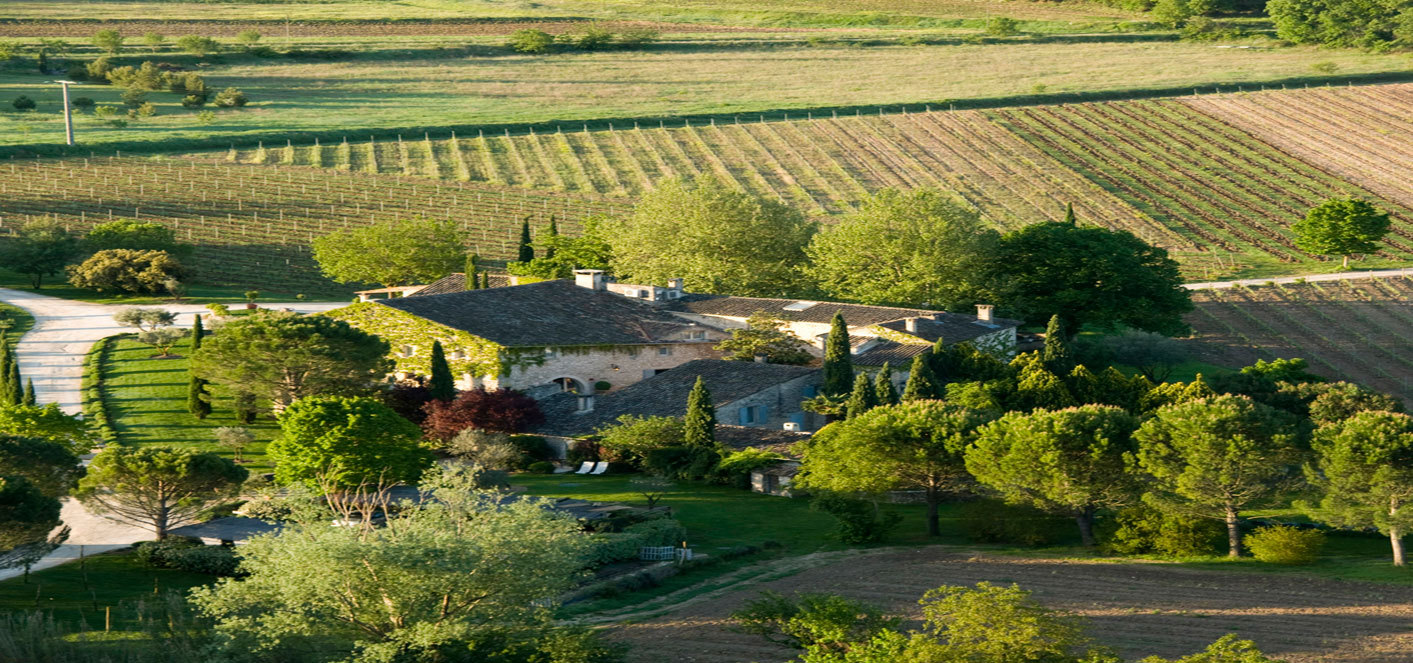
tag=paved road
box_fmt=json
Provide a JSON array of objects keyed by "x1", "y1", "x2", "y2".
[
  {"x1": 0, "y1": 288, "x2": 345, "y2": 580},
  {"x1": 1183, "y1": 266, "x2": 1413, "y2": 290}
]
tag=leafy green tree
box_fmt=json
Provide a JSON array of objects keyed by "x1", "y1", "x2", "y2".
[
  {"x1": 796, "y1": 401, "x2": 996, "y2": 536},
  {"x1": 507, "y1": 28, "x2": 556, "y2": 53},
  {"x1": 190, "y1": 469, "x2": 612, "y2": 663},
  {"x1": 967, "y1": 405, "x2": 1139, "y2": 546},
  {"x1": 684, "y1": 377, "x2": 716, "y2": 449},
  {"x1": 715, "y1": 311, "x2": 813, "y2": 365},
  {"x1": 1292, "y1": 198, "x2": 1392, "y2": 268},
  {"x1": 187, "y1": 372, "x2": 211, "y2": 420},
  {"x1": 0, "y1": 403, "x2": 93, "y2": 449},
  {"x1": 428, "y1": 340, "x2": 456, "y2": 402},
  {"x1": 267, "y1": 395, "x2": 433, "y2": 489},
  {"x1": 1133, "y1": 395, "x2": 1303, "y2": 557},
  {"x1": 114, "y1": 307, "x2": 176, "y2": 332},
  {"x1": 1303, "y1": 411, "x2": 1413, "y2": 566},
  {"x1": 1268, "y1": 0, "x2": 1409, "y2": 48},
  {"x1": 92, "y1": 29, "x2": 124, "y2": 54},
  {"x1": 235, "y1": 30, "x2": 261, "y2": 48},
  {"x1": 0, "y1": 435, "x2": 83, "y2": 498},
  {"x1": 903, "y1": 582, "x2": 1097, "y2": 663},
  {"x1": 807, "y1": 188, "x2": 999, "y2": 310},
  {"x1": 312, "y1": 218, "x2": 464, "y2": 287},
  {"x1": 605, "y1": 176, "x2": 815, "y2": 296},
  {"x1": 0, "y1": 220, "x2": 81, "y2": 289},
  {"x1": 989, "y1": 221, "x2": 1192, "y2": 336},
  {"x1": 1106, "y1": 329, "x2": 1189, "y2": 383},
  {"x1": 901, "y1": 353, "x2": 939, "y2": 402},
  {"x1": 595, "y1": 414, "x2": 685, "y2": 465},
  {"x1": 1042, "y1": 314, "x2": 1074, "y2": 374},
  {"x1": 1307, "y1": 382, "x2": 1402, "y2": 426},
  {"x1": 76, "y1": 446, "x2": 246, "y2": 538},
  {"x1": 874, "y1": 362, "x2": 899, "y2": 406},
  {"x1": 821, "y1": 312, "x2": 854, "y2": 396},
  {"x1": 845, "y1": 372, "x2": 878, "y2": 420},
  {"x1": 1139, "y1": 634, "x2": 1286, "y2": 663},
  {"x1": 1012, "y1": 363, "x2": 1077, "y2": 412},
  {"x1": 66, "y1": 249, "x2": 188, "y2": 294},
  {"x1": 137, "y1": 327, "x2": 188, "y2": 357},
  {"x1": 0, "y1": 476, "x2": 62, "y2": 574},
  {"x1": 175, "y1": 35, "x2": 220, "y2": 56},
  {"x1": 191, "y1": 311, "x2": 392, "y2": 410},
  {"x1": 82, "y1": 219, "x2": 189, "y2": 256},
  {"x1": 507, "y1": 218, "x2": 615, "y2": 280},
  {"x1": 141, "y1": 31, "x2": 164, "y2": 52},
  {"x1": 0, "y1": 337, "x2": 12, "y2": 407}
]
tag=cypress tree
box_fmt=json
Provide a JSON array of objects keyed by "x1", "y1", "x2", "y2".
[
  {"x1": 544, "y1": 216, "x2": 559, "y2": 259},
  {"x1": 481, "y1": 272, "x2": 491, "y2": 289},
  {"x1": 929, "y1": 335, "x2": 951, "y2": 382},
  {"x1": 1042, "y1": 314, "x2": 1074, "y2": 374},
  {"x1": 517, "y1": 218, "x2": 534, "y2": 263},
  {"x1": 22, "y1": 379, "x2": 35, "y2": 406},
  {"x1": 902, "y1": 353, "x2": 939, "y2": 401},
  {"x1": 874, "y1": 361, "x2": 899, "y2": 406},
  {"x1": 5, "y1": 359, "x2": 20, "y2": 407},
  {"x1": 844, "y1": 372, "x2": 878, "y2": 419},
  {"x1": 0, "y1": 336, "x2": 12, "y2": 406},
  {"x1": 187, "y1": 373, "x2": 212, "y2": 420},
  {"x1": 821, "y1": 312, "x2": 854, "y2": 396},
  {"x1": 1063, "y1": 202, "x2": 1076, "y2": 224},
  {"x1": 428, "y1": 340, "x2": 456, "y2": 402},
  {"x1": 684, "y1": 376, "x2": 716, "y2": 448},
  {"x1": 191, "y1": 314, "x2": 204, "y2": 351},
  {"x1": 465, "y1": 252, "x2": 480, "y2": 290}
]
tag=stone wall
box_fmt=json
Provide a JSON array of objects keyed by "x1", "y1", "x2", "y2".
[
  {"x1": 720, "y1": 371, "x2": 825, "y2": 432},
  {"x1": 467, "y1": 341, "x2": 725, "y2": 393}
]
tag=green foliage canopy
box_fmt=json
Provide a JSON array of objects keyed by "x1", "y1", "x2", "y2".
[
  {"x1": 0, "y1": 220, "x2": 81, "y2": 289},
  {"x1": 267, "y1": 395, "x2": 433, "y2": 489},
  {"x1": 76, "y1": 446, "x2": 246, "y2": 539},
  {"x1": 715, "y1": 311, "x2": 813, "y2": 365},
  {"x1": 66, "y1": 249, "x2": 188, "y2": 294},
  {"x1": 1304, "y1": 411, "x2": 1413, "y2": 566},
  {"x1": 0, "y1": 435, "x2": 83, "y2": 498},
  {"x1": 1291, "y1": 198, "x2": 1392, "y2": 267},
  {"x1": 312, "y1": 218, "x2": 465, "y2": 287}
]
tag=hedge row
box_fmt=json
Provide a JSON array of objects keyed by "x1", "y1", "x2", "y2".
[
  {"x1": 583, "y1": 519, "x2": 688, "y2": 567},
  {"x1": 81, "y1": 334, "x2": 123, "y2": 445}
]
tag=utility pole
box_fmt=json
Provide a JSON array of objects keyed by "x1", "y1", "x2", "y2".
[{"x1": 55, "y1": 80, "x2": 77, "y2": 146}]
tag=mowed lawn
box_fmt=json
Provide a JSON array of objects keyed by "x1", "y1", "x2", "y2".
[
  {"x1": 102, "y1": 336, "x2": 280, "y2": 472},
  {"x1": 1, "y1": 38, "x2": 1404, "y2": 149},
  {"x1": 0, "y1": 552, "x2": 214, "y2": 629}
]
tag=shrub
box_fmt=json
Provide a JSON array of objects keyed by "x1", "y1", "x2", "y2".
[
  {"x1": 732, "y1": 590, "x2": 899, "y2": 651},
  {"x1": 642, "y1": 445, "x2": 692, "y2": 478},
  {"x1": 528, "y1": 461, "x2": 556, "y2": 474},
  {"x1": 1098, "y1": 505, "x2": 1225, "y2": 557},
  {"x1": 136, "y1": 102, "x2": 157, "y2": 117},
  {"x1": 447, "y1": 429, "x2": 523, "y2": 470},
  {"x1": 134, "y1": 536, "x2": 203, "y2": 567},
  {"x1": 181, "y1": 94, "x2": 206, "y2": 109},
  {"x1": 175, "y1": 35, "x2": 221, "y2": 57},
  {"x1": 70, "y1": 96, "x2": 95, "y2": 111},
  {"x1": 86, "y1": 56, "x2": 114, "y2": 81},
  {"x1": 10, "y1": 96, "x2": 35, "y2": 111},
  {"x1": 986, "y1": 17, "x2": 1020, "y2": 36},
  {"x1": 811, "y1": 493, "x2": 901, "y2": 544},
  {"x1": 596, "y1": 414, "x2": 685, "y2": 466},
  {"x1": 616, "y1": 28, "x2": 659, "y2": 48},
  {"x1": 1245, "y1": 525, "x2": 1324, "y2": 565},
  {"x1": 213, "y1": 87, "x2": 247, "y2": 108},
  {"x1": 566, "y1": 24, "x2": 614, "y2": 50},
  {"x1": 507, "y1": 29, "x2": 554, "y2": 54},
  {"x1": 422, "y1": 387, "x2": 544, "y2": 439},
  {"x1": 713, "y1": 447, "x2": 785, "y2": 489},
  {"x1": 67, "y1": 249, "x2": 188, "y2": 294},
  {"x1": 166, "y1": 544, "x2": 240, "y2": 576},
  {"x1": 594, "y1": 380, "x2": 612, "y2": 391},
  {"x1": 958, "y1": 500, "x2": 1071, "y2": 547},
  {"x1": 119, "y1": 88, "x2": 147, "y2": 108},
  {"x1": 566, "y1": 440, "x2": 601, "y2": 464},
  {"x1": 66, "y1": 63, "x2": 89, "y2": 81},
  {"x1": 509, "y1": 434, "x2": 554, "y2": 466},
  {"x1": 582, "y1": 519, "x2": 687, "y2": 566}
]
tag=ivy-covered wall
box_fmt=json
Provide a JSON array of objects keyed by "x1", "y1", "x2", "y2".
[{"x1": 323, "y1": 302, "x2": 521, "y2": 378}]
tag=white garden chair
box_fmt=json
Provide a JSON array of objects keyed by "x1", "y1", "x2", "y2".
[
  {"x1": 590, "y1": 461, "x2": 610, "y2": 475},
  {"x1": 574, "y1": 461, "x2": 595, "y2": 474}
]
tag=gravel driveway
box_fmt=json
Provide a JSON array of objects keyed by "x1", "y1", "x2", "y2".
[{"x1": 0, "y1": 288, "x2": 345, "y2": 580}]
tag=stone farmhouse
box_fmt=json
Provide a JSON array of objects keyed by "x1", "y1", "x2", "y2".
[{"x1": 325, "y1": 268, "x2": 1018, "y2": 398}]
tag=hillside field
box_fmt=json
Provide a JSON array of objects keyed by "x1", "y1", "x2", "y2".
[{"x1": 1186, "y1": 276, "x2": 1413, "y2": 405}]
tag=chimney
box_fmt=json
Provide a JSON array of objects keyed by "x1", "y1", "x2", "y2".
[
  {"x1": 573, "y1": 269, "x2": 606, "y2": 291},
  {"x1": 904, "y1": 317, "x2": 919, "y2": 333},
  {"x1": 754, "y1": 354, "x2": 768, "y2": 363},
  {"x1": 667, "y1": 277, "x2": 684, "y2": 291},
  {"x1": 976, "y1": 304, "x2": 994, "y2": 323},
  {"x1": 576, "y1": 394, "x2": 595, "y2": 413},
  {"x1": 783, "y1": 421, "x2": 801, "y2": 432}
]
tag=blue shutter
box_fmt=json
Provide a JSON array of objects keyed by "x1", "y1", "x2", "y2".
[
  {"x1": 803, "y1": 385, "x2": 817, "y2": 398},
  {"x1": 758, "y1": 405, "x2": 770, "y2": 425},
  {"x1": 789, "y1": 412, "x2": 806, "y2": 425},
  {"x1": 738, "y1": 407, "x2": 750, "y2": 425}
]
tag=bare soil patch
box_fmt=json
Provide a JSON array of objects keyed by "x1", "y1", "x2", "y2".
[
  {"x1": 0, "y1": 19, "x2": 797, "y2": 38},
  {"x1": 608, "y1": 548, "x2": 1413, "y2": 663}
]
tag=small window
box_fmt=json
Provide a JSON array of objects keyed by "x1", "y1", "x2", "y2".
[
  {"x1": 657, "y1": 347, "x2": 672, "y2": 356},
  {"x1": 626, "y1": 347, "x2": 641, "y2": 358},
  {"x1": 668, "y1": 291, "x2": 680, "y2": 299},
  {"x1": 689, "y1": 330, "x2": 706, "y2": 340},
  {"x1": 544, "y1": 348, "x2": 559, "y2": 359},
  {"x1": 739, "y1": 406, "x2": 758, "y2": 425},
  {"x1": 639, "y1": 289, "x2": 650, "y2": 298},
  {"x1": 398, "y1": 345, "x2": 415, "y2": 358}
]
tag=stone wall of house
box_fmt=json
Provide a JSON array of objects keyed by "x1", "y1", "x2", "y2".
[
  {"x1": 464, "y1": 341, "x2": 724, "y2": 393},
  {"x1": 721, "y1": 372, "x2": 826, "y2": 432}
]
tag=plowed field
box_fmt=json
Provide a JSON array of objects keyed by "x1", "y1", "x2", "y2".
[{"x1": 609, "y1": 548, "x2": 1413, "y2": 663}]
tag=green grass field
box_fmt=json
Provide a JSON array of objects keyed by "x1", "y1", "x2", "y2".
[
  {"x1": 99, "y1": 335, "x2": 281, "y2": 471},
  {"x1": 0, "y1": 268, "x2": 344, "y2": 306},
  {"x1": 0, "y1": 300, "x2": 35, "y2": 344},
  {"x1": 1, "y1": 37, "x2": 1404, "y2": 152},
  {"x1": 0, "y1": 552, "x2": 213, "y2": 629}
]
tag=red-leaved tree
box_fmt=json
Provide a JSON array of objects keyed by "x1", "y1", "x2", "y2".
[{"x1": 421, "y1": 388, "x2": 545, "y2": 440}]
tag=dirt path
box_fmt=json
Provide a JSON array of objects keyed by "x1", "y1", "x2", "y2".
[
  {"x1": 0, "y1": 288, "x2": 344, "y2": 581},
  {"x1": 1184, "y1": 267, "x2": 1413, "y2": 290},
  {"x1": 604, "y1": 548, "x2": 1413, "y2": 663}
]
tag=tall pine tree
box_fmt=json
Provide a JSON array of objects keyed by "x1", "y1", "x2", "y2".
[
  {"x1": 428, "y1": 340, "x2": 456, "y2": 402},
  {"x1": 874, "y1": 361, "x2": 899, "y2": 406},
  {"x1": 902, "y1": 353, "x2": 939, "y2": 401},
  {"x1": 517, "y1": 218, "x2": 534, "y2": 263},
  {"x1": 821, "y1": 312, "x2": 854, "y2": 396},
  {"x1": 21, "y1": 379, "x2": 35, "y2": 406},
  {"x1": 844, "y1": 372, "x2": 878, "y2": 419},
  {"x1": 1063, "y1": 202, "x2": 1076, "y2": 225},
  {"x1": 481, "y1": 272, "x2": 491, "y2": 289},
  {"x1": 684, "y1": 376, "x2": 716, "y2": 448},
  {"x1": 1042, "y1": 314, "x2": 1074, "y2": 374},
  {"x1": 0, "y1": 336, "x2": 13, "y2": 406},
  {"x1": 4, "y1": 357, "x2": 20, "y2": 406},
  {"x1": 465, "y1": 252, "x2": 480, "y2": 290}
]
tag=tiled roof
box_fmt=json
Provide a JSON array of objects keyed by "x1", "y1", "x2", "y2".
[
  {"x1": 670, "y1": 294, "x2": 940, "y2": 326},
  {"x1": 715, "y1": 426, "x2": 809, "y2": 458},
  {"x1": 378, "y1": 280, "x2": 706, "y2": 348},
  {"x1": 536, "y1": 359, "x2": 818, "y2": 437},
  {"x1": 853, "y1": 341, "x2": 932, "y2": 367},
  {"x1": 409, "y1": 273, "x2": 511, "y2": 297}
]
